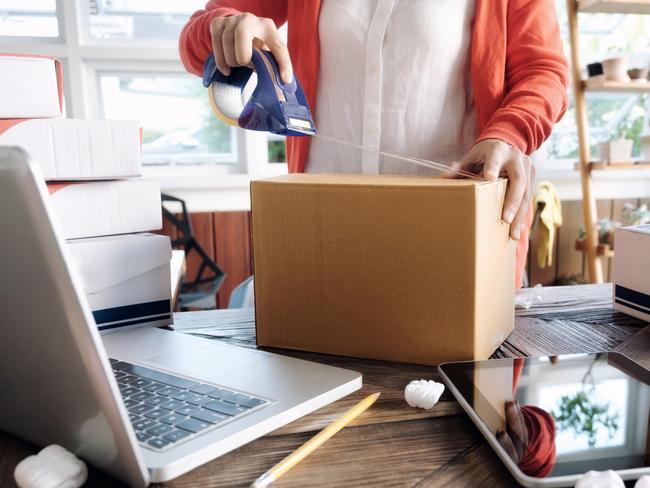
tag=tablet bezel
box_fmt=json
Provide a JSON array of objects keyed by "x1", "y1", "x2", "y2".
[{"x1": 438, "y1": 352, "x2": 650, "y2": 488}]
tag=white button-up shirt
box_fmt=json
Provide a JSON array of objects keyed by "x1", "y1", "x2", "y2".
[{"x1": 306, "y1": 0, "x2": 477, "y2": 175}]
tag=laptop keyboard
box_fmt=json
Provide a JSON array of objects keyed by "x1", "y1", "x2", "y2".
[{"x1": 109, "y1": 358, "x2": 269, "y2": 451}]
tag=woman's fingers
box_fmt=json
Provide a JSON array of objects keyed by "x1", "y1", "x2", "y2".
[
  {"x1": 502, "y1": 157, "x2": 526, "y2": 229},
  {"x1": 510, "y1": 163, "x2": 533, "y2": 241},
  {"x1": 209, "y1": 14, "x2": 292, "y2": 84},
  {"x1": 260, "y1": 18, "x2": 293, "y2": 83},
  {"x1": 497, "y1": 430, "x2": 519, "y2": 463},
  {"x1": 210, "y1": 18, "x2": 229, "y2": 76}
]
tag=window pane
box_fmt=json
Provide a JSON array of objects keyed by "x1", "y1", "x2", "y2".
[
  {"x1": 0, "y1": 0, "x2": 58, "y2": 37},
  {"x1": 98, "y1": 72, "x2": 236, "y2": 166},
  {"x1": 89, "y1": 0, "x2": 205, "y2": 41},
  {"x1": 268, "y1": 135, "x2": 286, "y2": 163}
]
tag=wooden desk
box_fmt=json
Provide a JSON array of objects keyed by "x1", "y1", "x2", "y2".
[{"x1": 1, "y1": 284, "x2": 648, "y2": 487}]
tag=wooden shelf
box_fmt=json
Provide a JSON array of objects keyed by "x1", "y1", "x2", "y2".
[
  {"x1": 575, "y1": 239, "x2": 615, "y2": 258},
  {"x1": 575, "y1": 160, "x2": 650, "y2": 171},
  {"x1": 582, "y1": 78, "x2": 650, "y2": 93},
  {"x1": 579, "y1": 0, "x2": 650, "y2": 14}
]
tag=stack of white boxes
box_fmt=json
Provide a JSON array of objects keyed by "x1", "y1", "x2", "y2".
[{"x1": 0, "y1": 54, "x2": 173, "y2": 331}]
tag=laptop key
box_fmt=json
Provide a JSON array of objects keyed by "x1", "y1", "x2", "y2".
[
  {"x1": 163, "y1": 430, "x2": 191, "y2": 443},
  {"x1": 131, "y1": 391, "x2": 154, "y2": 402},
  {"x1": 133, "y1": 419, "x2": 156, "y2": 431},
  {"x1": 144, "y1": 395, "x2": 168, "y2": 407},
  {"x1": 128, "y1": 378, "x2": 152, "y2": 388},
  {"x1": 175, "y1": 405, "x2": 199, "y2": 416},
  {"x1": 176, "y1": 418, "x2": 211, "y2": 434},
  {"x1": 185, "y1": 394, "x2": 211, "y2": 406},
  {"x1": 136, "y1": 432, "x2": 152, "y2": 443},
  {"x1": 146, "y1": 424, "x2": 173, "y2": 436},
  {"x1": 239, "y1": 397, "x2": 266, "y2": 409},
  {"x1": 109, "y1": 358, "x2": 119, "y2": 364},
  {"x1": 191, "y1": 409, "x2": 228, "y2": 424},
  {"x1": 121, "y1": 387, "x2": 140, "y2": 397},
  {"x1": 160, "y1": 400, "x2": 185, "y2": 411},
  {"x1": 143, "y1": 409, "x2": 168, "y2": 420},
  {"x1": 147, "y1": 437, "x2": 171, "y2": 449},
  {"x1": 158, "y1": 386, "x2": 181, "y2": 397},
  {"x1": 204, "y1": 400, "x2": 246, "y2": 417},
  {"x1": 142, "y1": 382, "x2": 167, "y2": 393},
  {"x1": 123, "y1": 398, "x2": 140, "y2": 408},
  {"x1": 129, "y1": 413, "x2": 142, "y2": 423},
  {"x1": 189, "y1": 384, "x2": 219, "y2": 395},
  {"x1": 231, "y1": 393, "x2": 251, "y2": 404},
  {"x1": 129, "y1": 403, "x2": 155, "y2": 415},
  {"x1": 159, "y1": 413, "x2": 186, "y2": 425},
  {"x1": 171, "y1": 391, "x2": 194, "y2": 401}
]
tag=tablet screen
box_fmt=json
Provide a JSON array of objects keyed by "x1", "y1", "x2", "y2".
[{"x1": 440, "y1": 353, "x2": 650, "y2": 478}]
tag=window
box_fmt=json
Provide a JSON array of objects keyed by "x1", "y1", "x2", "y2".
[
  {"x1": 88, "y1": 0, "x2": 205, "y2": 42},
  {"x1": 547, "y1": 1, "x2": 650, "y2": 161},
  {"x1": 0, "y1": 0, "x2": 59, "y2": 37},
  {"x1": 98, "y1": 72, "x2": 237, "y2": 167},
  {"x1": 0, "y1": 0, "x2": 284, "y2": 182}
]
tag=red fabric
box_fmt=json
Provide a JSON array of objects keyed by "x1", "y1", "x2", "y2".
[
  {"x1": 512, "y1": 358, "x2": 557, "y2": 477},
  {"x1": 179, "y1": 0, "x2": 569, "y2": 287}
]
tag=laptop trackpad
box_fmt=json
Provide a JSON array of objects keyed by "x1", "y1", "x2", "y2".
[{"x1": 142, "y1": 344, "x2": 258, "y2": 384}]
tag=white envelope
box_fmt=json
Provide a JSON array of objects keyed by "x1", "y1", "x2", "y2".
[
  {"x1": 66, "y1": 233, "x2": 173, "y2": 331},
  {"x1": 48, "y1": 179, "x2": 162, "y2": 239}
]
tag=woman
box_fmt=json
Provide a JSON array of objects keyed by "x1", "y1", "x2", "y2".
[{"x1": 179, "y1": 0, "x2": 569, "y2": 287}]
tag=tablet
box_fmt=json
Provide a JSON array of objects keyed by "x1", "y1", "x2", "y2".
[{"x1": 438, "y1": 353, "x2": 650, "y2": 487}]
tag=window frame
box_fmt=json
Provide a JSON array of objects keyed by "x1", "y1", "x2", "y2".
[{"x1": 0, "y1": 0, "x2": 288, "y2": 190}]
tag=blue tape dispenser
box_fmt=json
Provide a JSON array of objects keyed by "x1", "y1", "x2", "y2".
[{"x1": 202, "y1": 48, "x2": 316, "y2": 136}]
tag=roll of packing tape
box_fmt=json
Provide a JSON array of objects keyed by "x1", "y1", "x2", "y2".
[{"x1": 207, "y1": 72, "x2": 257, "y2": 127}]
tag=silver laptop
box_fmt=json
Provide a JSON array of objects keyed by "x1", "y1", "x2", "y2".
[{"x1": 0, "y1": 147, "x2": 362, "y2": 486}]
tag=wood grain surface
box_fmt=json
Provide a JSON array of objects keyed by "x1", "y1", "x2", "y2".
[{"x1": 1, "y1": 284, "x2": 647, "y2": 487}]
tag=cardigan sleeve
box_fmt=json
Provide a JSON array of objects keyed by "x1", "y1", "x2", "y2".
[
  {"x1": 179, "y1": 0, "x2": 289, "y2": 76},
  {"x1": 478, "y1": 0, "x2": 570, "y2": 154}
]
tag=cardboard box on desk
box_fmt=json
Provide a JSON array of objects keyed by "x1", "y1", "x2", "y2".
[
  {"x1": 251, "y1": 174, "x2": 516, "y2": 366},
  {"x1": 66, "y1": 233, "x2": 172, "y2": 331},
  {"x1": 613, "y1": 225, "x2": 650, "y2": 322}
]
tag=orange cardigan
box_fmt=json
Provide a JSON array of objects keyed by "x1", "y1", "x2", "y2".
[{"x1": 179, "y1": 0, "x2": 569, "y2": 287}]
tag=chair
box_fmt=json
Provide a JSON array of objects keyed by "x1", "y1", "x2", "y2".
[{"x1": 161, "y1": 194, "x2": 226, "y2": 310}]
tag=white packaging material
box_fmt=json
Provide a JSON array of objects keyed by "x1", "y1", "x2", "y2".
[
  {"x1": 0, "y1": 55, "x2": 63, "y2": 118},
  {"x1": 47, "y1": 180, "x2": 162, "y2": 239},
  {"x1": 14, "y1": 445, "x2": 87, "y2": 488},
  {"x1": 0, "y1": 118, "x2": 141, "y2": 180},
  {"x1": 613, "y1": 225, "x2": 650, "y2": 322},
  {"x1": 67, "y1": 233, "x2": 172, "y2": 331},
  {"x1": 404, "y1": 380, "x2": 445, "y2": 409}
]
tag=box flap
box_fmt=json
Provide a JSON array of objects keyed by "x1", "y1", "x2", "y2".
[{"x1": 67, "y1": 234, "x2": 172, "y2": 294}]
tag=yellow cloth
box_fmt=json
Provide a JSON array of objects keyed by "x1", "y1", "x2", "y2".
[{"x1": 533, "y1": 181, "x2": 563, "y2": 268}]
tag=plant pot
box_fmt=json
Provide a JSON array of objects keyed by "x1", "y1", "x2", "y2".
[
  {"x1": 627, "y1": 68, "x2": 648, "y2": 82},
  {"x1": 598, "y1": 139, "x2": 634, "y2": 163},
  {"x1": 602, "y1": 57, "x2": 630, "y2": 82},
  {"x1": 608, "y1": 139, "x2": 634, "y2": 163}
]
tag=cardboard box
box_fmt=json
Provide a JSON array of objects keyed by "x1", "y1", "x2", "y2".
[
  {"x1": 251, "y1": 174, "x2": 515, "y2": 366},
  {"x1": 613, "y1": 225, "x2": 650, "y2": 322},
  {"x1": 0, "y1": 118, "x2": 141, "y2": 180},
  {"x1": 0, "y1": 54, "x2": 63, "y2": 118},
  {"x1": 66, "y1": 233, "x2": 172, "y2": 331},
  {"x1": 48, "y1": 180, "x2": 162, "y2": 239}
]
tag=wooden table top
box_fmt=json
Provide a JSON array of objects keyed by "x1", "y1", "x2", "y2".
[{"x1": 1, "y1": 284, "x2": 648, "y2": 487}]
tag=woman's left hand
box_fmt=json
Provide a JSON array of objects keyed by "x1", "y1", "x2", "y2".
[{"x1": 453, "y1": 139, "x2": 533, "y2": 241}]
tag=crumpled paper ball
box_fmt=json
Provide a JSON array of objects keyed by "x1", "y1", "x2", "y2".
[
  {"x1": 404, "y1": 379, "x2": 445, "y2": 409},
  {"x1": 635, "y1": 475, "x2": 650, "y2": 488},
  {"x1": 575, "y1": 470, "x2": 625, "y2": 488},
  {"x1": 15, "y1": 444, "x2": 87, "y2": 488}
]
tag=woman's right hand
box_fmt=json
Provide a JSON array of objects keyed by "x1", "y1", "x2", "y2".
[{"x1": 210, "y1": 13, "x2": 293, "y2": 83}]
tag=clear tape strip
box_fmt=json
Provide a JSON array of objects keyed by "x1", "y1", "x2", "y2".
[
  {"x1": 311, "y1": 134, "x2": 486, "y2": 181},
  {"x1": 311, "y1": 134, "x2": 507, "y2": 224}
]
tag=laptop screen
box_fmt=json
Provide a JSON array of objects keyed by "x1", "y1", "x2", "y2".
[{"x1": 440, "y1": 353, "x2": 650, "y2": 478}]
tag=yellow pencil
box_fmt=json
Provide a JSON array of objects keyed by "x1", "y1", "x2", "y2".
[{"x1": 250, "y1": 392, "x2": 381, "y2": 488}]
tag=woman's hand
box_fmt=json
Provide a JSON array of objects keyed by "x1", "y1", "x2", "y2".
[
  {"x1": 210, "y1": 13, "x2": 292, "y2": 83},
  {"x1": 454, "y1": 139, "x2": 534, "y2": 241}
]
